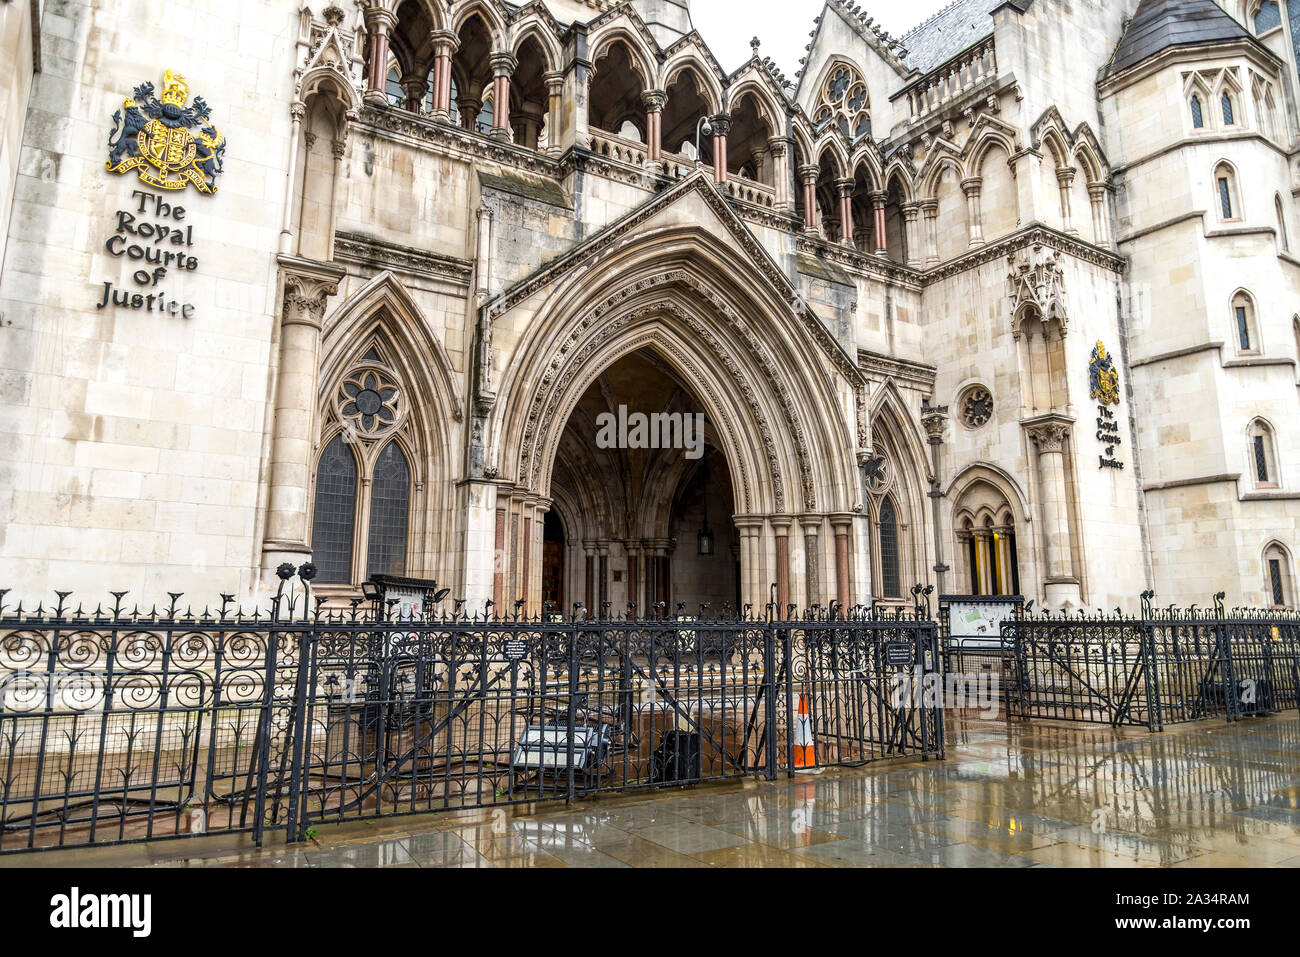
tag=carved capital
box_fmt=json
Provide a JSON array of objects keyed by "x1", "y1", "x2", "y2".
[
  {"x1": 490, "y1": 51, "x2": 518, "y2": 77},
  {"x1": 1027, "y1": 420, "x2": 1071, "y2": 453},
  {"x1": 921, "y1": 405, "x2": 949, "y2": 443},
  {"x1": 797, "y1": 164, "x2": 820, "y2": 186},
  {"x1": 429, "y1": 29, "x2": 459, "y2": 56},
  {"x1": 711, "y1": 113, "x2": 731, "y2": 137},
  {"x1": 359, "y1": 2, "x2": 397, "y2": 36},
  {"x1": 641, "y1": 89, "x2": 666, "y2": 112}
]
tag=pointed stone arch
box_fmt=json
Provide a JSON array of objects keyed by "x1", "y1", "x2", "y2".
[{"x1": 451, "y1": 0, "x2": 508, "y2": 39}]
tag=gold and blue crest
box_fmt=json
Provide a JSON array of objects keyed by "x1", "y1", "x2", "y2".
[
  {"x1": 1089, "y1": 340, "x2": 1120, "y2": 406},
  {"x1": 106, "y1": 70, "x2": 225, "y2": 194}
]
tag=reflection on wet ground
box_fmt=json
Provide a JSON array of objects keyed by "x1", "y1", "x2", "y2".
[{"x1": 13, "y1": 714, "x2": 1300, "y2": 868}]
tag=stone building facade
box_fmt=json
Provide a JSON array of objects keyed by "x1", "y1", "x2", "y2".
[{"x1": 0, "y1": 0, "x2": 1296, "y2": 614}]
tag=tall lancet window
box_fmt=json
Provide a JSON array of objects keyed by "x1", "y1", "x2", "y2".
[
  {"x1": 367, "y1": 442, "x2": 412, "y2": 579},
  {"x1": 312, "y1": 435, "x2": 358, "y2": 584}
]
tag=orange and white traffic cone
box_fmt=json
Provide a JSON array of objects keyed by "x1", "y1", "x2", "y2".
[{"x1": 793, "y1": 694, "x2": 817, "y2": 771}]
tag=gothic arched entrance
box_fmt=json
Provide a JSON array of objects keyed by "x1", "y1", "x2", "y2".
[{"x1": 547, "y1": 350, "x2": 739, "y2": 616}]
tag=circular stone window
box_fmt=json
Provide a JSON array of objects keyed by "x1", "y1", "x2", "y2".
[{"x1": 959, "y1": 386, "x2": 994, "y2": 429}]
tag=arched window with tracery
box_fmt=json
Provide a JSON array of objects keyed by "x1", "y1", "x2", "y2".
[
  {"x1": 311, "y1": 341, "x2": 419, "y2": 586},
  {"x1": 813, "y1": 62, "x2": 871, "y2": 142},
  {"x1": 1190, "y1": 94, "x2": 1204, "y2": 129}
]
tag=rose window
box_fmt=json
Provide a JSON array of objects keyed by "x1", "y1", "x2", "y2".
[
  {"x1": 338, "y1": 370, "x2": 400, "y2": 435},
  {"x1": 814, "y1": 64, "x2": 871, "y2": 141},
  {"x1": 959, "y1": 386, "x2": 994, "y2": 429}
]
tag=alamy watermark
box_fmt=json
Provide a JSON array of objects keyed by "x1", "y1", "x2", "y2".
[
  {"x1": 889, "y1": 671, "x2": 1001, "y2": 718},
  {"x1": 595, "y1": 405, "x2": 705, "y2": 460}
]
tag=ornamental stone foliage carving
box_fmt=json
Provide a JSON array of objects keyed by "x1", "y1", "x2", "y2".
[
  {"x1": 283, "y1": 273, "x2": 339, "y2": 327},
  {"x1": 959, "y1": 385, "x2": 994, "y2": 429},
  {"x1": 1027, "y1": 420, "x2": 1071, "y2": 453},
  {"x1": 1007, "y1": 242, "x2": 1068, "y2": 336}
]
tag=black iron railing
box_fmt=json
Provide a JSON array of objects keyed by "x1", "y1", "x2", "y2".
[
  {"x1": 0, "y1": 581, "x2": 942, "y2": 854},
  {"x1": 1004, "y1": 593, "x2": 1300, "y2": 730}
]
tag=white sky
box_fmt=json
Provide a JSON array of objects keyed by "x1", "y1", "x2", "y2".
[{"x1": 691, "y1": 0, "x2": 958, "y2": 76}]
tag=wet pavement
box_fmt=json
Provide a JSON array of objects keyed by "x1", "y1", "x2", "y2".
[{"x1": 10, "y1": 714, "x2": 1300, "y2": 868}]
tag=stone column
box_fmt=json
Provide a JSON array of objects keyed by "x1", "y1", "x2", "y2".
[
  {"x1": 921, "y1": 200, "x2": 940, "y2": 266},
  {"x1": 642, "y1": 89, "x2": 665, "y2": 161},
  {"x1": 961, "y1": 177, "x2": 984, "y2": 246},
  {"x1": 830, "y1": 514, "x2": 854, "y2": 616},
  {"x1": 279, "y1": 102, "x2": 306, "y2": 255},
  {"x1": 870, "y1": 190, "x2": 889, "y2": 256},
  {"x1": 798, "y1": 165, "x2": 820, "y2": 233},
  {"x1": 711, "y1": 113, "x2": 730, "y2": 184},
  {"x1": 768, "y1": 137, "x2": 793, "y2": 213},
  {"x1": 457, "y1": 87, "x2": 483, "y2": 131},
  {"x1": 626, "y1": 541, "x2": 641, "y2": 615},
  {"x1": 733, "y1": 517, "x2": 764, "y2": 613},
  {"x1": 1088, "y1": 183, "x2": 1111, "y2": 246},
  {"x1": 493, "y1": 506, "x2": 507, "y2": 609},
  {"x1": 836, "y1": 179, "x2": 855, "y2": 245},
  {"x1": 401, "y1": 73, "x2": 428, "y2": 113},
  {"x1": 799, "y1": 516, "x2": 822, "y2": 610},
  {"x1": 429, "y1": 31, "x2": 457, "y2": 121},
  {"x1": 583, "y1": 540, "x2": 596, "y2": 613},
  {"x1": 902, "y1": 202, "x2": 922, "y2": 269},
  {"x1": 261, "y1": 257, "x2": 345, "y2": 578},
  {"x1": 1028, "y1": 419, "x2": 1080, "y2": 608},
  {"x1": 490, "y1": 52, "x2": 517, "y2": 142},
  {"x1": 543, "y1": 72, "x2": 565, "y2": 155},
  {"x1": 362, "y1": 6, "x2": 397, "y2": 107},
  {"x1": 770, "y1": 517, "x2": 793, "y2": 613},
  {"x1": 597, "y1": 541, "x2": 610, "y2": 613},
  {"x1": 1056, "y1": 167, "x2": 1076, "y2": 235},
  {"x1": 921, "y1": 403, "x2": 949, "y2": 595}
]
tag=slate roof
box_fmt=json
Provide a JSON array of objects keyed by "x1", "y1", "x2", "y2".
[
  {"x1": 1108, "y1": 0, "x2": 1256, "y2": 77},
  {"x1": 902, "y1": 0, "x2": 1031, "y2": 74}
]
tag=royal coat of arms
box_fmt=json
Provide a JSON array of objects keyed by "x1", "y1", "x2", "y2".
[
  {"x1": 106, "y1": 70, "x2": 225, "y2": 194},
  {"x1": 1089, "y1": 340, "x2": 1120, "y2": 406}
]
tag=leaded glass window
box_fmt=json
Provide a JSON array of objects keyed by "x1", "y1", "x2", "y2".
[
  {"x1": 366, "y1": 441, "x2": 411, "y2": 579},
  {"x1": 1255, "y1": 1, "x2": 1282, "y2": 34},
  {"x1": 1270, "y1": 558, "x2": 1285, "y2": 606},
  {"x1": 1254, "y1": 434, "x2": 1270, "y2": 482},
  {"x1": 1221, "y1": 92, "x2": 1235, "y2": 126},
  {"x1": 879, "y1": 496, "x2": 900, "y2": 598},
  {"x1": 1190, "y1": 95, "x2": 1204, "y2": 128},
  {"x1": 312, "y1": 435, "x2": 358, "y2": 584},
  {"x1": 1237, "y1": 305, "x2": 1251, "y2": 350},
  {"x1": 1219, "y1": 177, "x2": 1234, "y2": 219}
]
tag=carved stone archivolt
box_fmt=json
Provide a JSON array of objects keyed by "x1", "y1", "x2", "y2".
[{"x1": 512, "y1": 269, "x2": 828, "y2": 514}]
